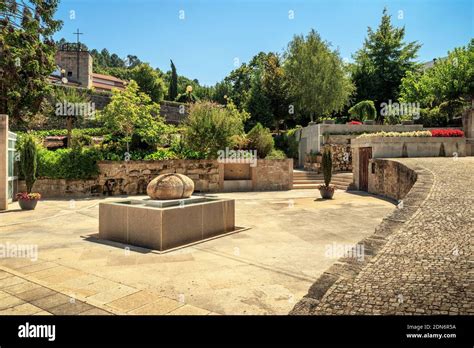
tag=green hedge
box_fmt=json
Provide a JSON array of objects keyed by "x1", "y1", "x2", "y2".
[
  {"x1": 17, "y1": 128, "x2": 107, "y2": 138},
  {"x1": 37, "y1": 148, "x2": 102, "y2": 179}
]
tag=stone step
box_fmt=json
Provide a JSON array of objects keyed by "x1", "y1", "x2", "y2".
[
  {"x1": 293, "y1": 172, "x2": 352, "y2": 177},
  {"x1": 292, "y1": 183, "x2": 349, "y2": 190},
  {"x1": 293, "y1": 180, "x2": 352, "y2": 186}
]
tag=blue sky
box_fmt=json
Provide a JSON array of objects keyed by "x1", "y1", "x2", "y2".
[{"x1": 54, "y1": 0, "x2": 473, "y2": 86}]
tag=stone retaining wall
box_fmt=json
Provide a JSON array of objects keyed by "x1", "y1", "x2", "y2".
[
  {"x1": 303, "y1": 144, "x2": 352, "y2": 173},
  {"x1": 97, "y1": 160, "x2": 220, "y2": 196},
  {"x1": 19, "y1": 159, "x2": 293, "y2": 198},
  {"x1": 253, "y1": 159, "x2": 293, "y2": 191},
  {"x1": 368, "y1": 159, "x2": 418, "y2": 201},
  {"x1": 351, "y1": 137, "x2": 466, "y2": 190}
]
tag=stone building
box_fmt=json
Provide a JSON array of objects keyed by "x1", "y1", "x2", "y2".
[{"x1": 51, "y1": 47, "x2": 126, "y2": 92}]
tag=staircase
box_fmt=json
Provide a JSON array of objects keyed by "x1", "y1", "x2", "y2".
[{"x1": 292, "y1": 170, "x2": 353, "y2": 190}]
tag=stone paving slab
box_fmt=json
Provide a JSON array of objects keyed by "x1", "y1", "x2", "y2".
[
  {"x1": 0, "y1": 268, "x2": 112, "y2": 315},
  {"x1": 291, "y1": 158, "x2": 473, "y2": 315}
]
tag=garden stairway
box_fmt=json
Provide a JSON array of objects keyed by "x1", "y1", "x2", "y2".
[{"x1": 292, "y1": 170, "x2": 353, "y2": 190}]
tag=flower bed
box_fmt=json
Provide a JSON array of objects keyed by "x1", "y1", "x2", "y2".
[
  {"x1": 430, "y1": 129, "x2": 464, "y2": 137},
  {"x1": 357, "y1": 129, "x2": 465, "y2": 139},
  {"x1": 357, "y1": 130, "x2": 432, "y2": 138}
]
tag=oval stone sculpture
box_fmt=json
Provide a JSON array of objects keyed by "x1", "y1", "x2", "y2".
[{"x1": 147, "y1": 173, "x2": 194, "y2": 200}]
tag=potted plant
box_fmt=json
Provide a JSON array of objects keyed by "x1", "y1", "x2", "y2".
[
  {"x1": 318, "y1": 147, "x2": 335, "y2": 199},
  {"x1": 16, "y1": 134, "x2": 41, "y2": 210}
]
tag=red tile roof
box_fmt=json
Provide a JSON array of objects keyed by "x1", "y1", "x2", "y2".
[
  {"x1": 92, "y1": 73, "x2": 126, "y2": 83},
  {"x1": 92, "y1": 81, "x2": 125, "y2": 91}
]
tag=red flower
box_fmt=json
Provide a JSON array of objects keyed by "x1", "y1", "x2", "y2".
[{"x1": 430, "y1": 129, "x2": 464, "y2": 137}]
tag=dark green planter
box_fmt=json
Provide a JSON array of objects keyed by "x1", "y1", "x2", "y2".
[{"x1": 18, "y1": 198, "x2": 39, "y2": 210}]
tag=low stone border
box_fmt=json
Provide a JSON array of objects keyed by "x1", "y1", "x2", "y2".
[{"x1": 290, "y1": 159, "x2": 435, "y2": 315}]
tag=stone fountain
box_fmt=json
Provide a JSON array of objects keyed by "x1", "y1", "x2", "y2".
[{"x1": 99, "y1": 174, "x2": 235, "y2": 251}]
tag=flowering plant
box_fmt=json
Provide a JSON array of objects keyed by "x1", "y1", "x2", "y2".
[
  {"x1": 317, "y1": 184, "x2": 335, "y2": 191},
  {"x1": 430, "y1": 129, "x2": 464, "y2": 137},
  {"x1": 16, "y1": 192, "x2": 42, "y2": 200},
  {"x1": 358, "y1": 131, "x2": 432, "y2": 138}
]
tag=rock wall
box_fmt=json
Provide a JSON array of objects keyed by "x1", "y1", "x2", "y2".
[
  {"x1": 328, "y1": 144, "x2": 352, "y2": 172},
  {"x1": 303, "y1": 144, "x2": 352, "y2": 173},
  {"x1": 368, "y1": 159, "x2": 418, "y2": 201},
  {"x1": 97, "y1": 160, "x2": 220, "y2": 195},
  {"x1": 253, "y1": 159, "x2": 293, "y2": 191},
  {"x1": 160, "y1": 102, "x2": 188, "y2": 125},
  {"x1": 18, "y1": 159, "x2": 293, "y2": 198}
]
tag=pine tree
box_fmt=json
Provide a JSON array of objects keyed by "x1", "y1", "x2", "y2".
[
  {"x1": 352, "y1": 8, "x2": 421, "y2": 120},
  {"x1": 169, "y1": 60, "x2": 178, "y2": 100}
]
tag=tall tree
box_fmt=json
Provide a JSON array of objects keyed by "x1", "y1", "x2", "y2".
[
  {"x1": 224, "y1": 63, "x2": 252, "y2": 109},
  {"x1": 284, "y1": 29, "x2": 354, "y2": 123},
  {"x1": 261, "y1": 53, "x2": 290, "y2": 131},
  {"x1": 400, "y1": 39, "x2": 474, "y2": 107},
  {"x1": 0, "y1": 0, "x2": 63, "y2": 127},
  {"x1": 129, "y1": 63, "x2": 166, "y2": 103},
  {"x1": 351, "y1": 8, "x2": 421, "y2": 119},
  {"x1": 168, "y1": 59, "x2": 178, "y2": 100}
]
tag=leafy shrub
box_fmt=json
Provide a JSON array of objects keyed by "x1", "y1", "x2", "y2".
[
  {"x1": 17, "y1": 128, "x2": 107, "y2": 139},
  {"x1": 70, "y1": 134, "x2": 93, "y2": 148},
  {"x1": 37, "y1": 147, "x2": 102, "y2": 179},
  {"x1": 430, "y1": 129, "x2": 464, "y2": 137},
  {"x1": 274, "y1": 127, "x2": 301, "y2": 159},
  {"x1": 98, "y1": 80, "x2": 170, "y2": 150},
  {"x1": 169, "y1": 136, "x2": 205, "y2": 159},
  {"x1": 184, "y1": 101, "x2": 248, "y2": 158},
  {"x1": 143, "y1": 149, "x2": 178, "y2": 160},
  {"x1": 246, "y1": 123, "x2": 274, "y2": 158},
  {"x1": 230, "y1": 134, "x2": 250, "y2": 150},
  {"x1": 349, "y1": 100, "x2": 377, "y2": 121},
  {"x1": 418, "y1": 107, "x2": 449, "y2": 127},
  {"x1": 383, "y1": 113, "x2": 401, "y2": 125},
  {"x1": 265, "y1": 149, "x2": 287, "y2": 159}
]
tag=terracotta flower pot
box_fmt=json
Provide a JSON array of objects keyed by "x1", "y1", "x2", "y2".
[
  {"x1": 18, "y1": 198, "x2": 39, "y2": 210},
  {"x1": 318, "y1": 185, "x2": 335, "y2": 199}
]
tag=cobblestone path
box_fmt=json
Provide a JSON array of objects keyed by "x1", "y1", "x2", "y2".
[{"x1": 292, "y1": 158, "x2": 473, "y2": 315}]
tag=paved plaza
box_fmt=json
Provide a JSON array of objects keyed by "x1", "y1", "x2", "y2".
[{"x1": 0, "y1": 189, "x2": 393, "y2": 315}]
